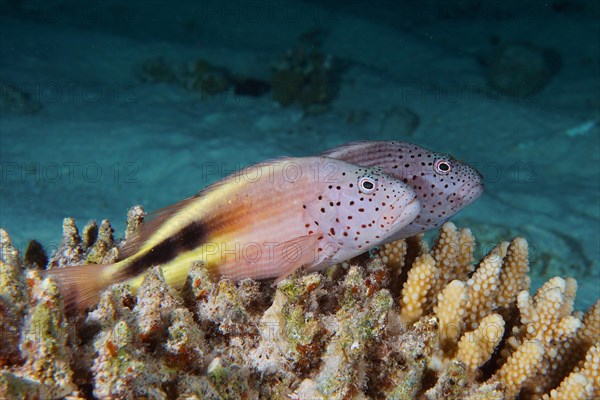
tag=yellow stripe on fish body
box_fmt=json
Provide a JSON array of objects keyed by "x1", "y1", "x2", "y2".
[
  {"x1": 108, "y1": 166, "x2": 260, "y2": 281},
  {"x1": 113, "y1": 160, "x2": 308, "y2": 289}
]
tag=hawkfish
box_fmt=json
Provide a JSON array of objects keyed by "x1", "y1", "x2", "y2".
[
  {"x1": 322, "y1": 141, "x2": 484, "y2": 241},
  {"x1": 47, "y1": 156, "x2": 420, "y2": 311}
]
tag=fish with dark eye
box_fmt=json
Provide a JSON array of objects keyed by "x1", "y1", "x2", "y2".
[
  {"x1": 46, "y1": 156, "x2": 420, "y2": 311},
  {"x1": 322, "y1": 141, "x2": 484, "y2": 241}
]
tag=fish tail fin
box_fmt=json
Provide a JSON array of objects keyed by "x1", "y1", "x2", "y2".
[{"x1": 44, "y1": 263, "x2": 114, "y2": 313}]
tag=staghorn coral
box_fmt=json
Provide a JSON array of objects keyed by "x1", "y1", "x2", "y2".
[
  {"x1": 315, "y1": 271, "x2": 393, "y2": 398},
  {"x1": 378, "y1": 238, "x2": 408, "y2": 294},
  {"x1": 47, "y1": 217, "x2": 119, "y2": 269},
  {"x1": 495, "y1": 342, "x2": 545, "y2": 399},
  {"x1": 0, "y1": 230, "x2": 27, "y2": 367},
  {"x1": 516, "y1": 277, "x2": 580, "y2": 346},
  {"x1": 0, "y1": 215, "x2": 599, "y2": 399},
  {"x1": 0, "y1": 267, "x2": 77, "y2": 398},
  {"x1": 88, "y1": 267, "x2": 210, "y2": 399},
  {"x1": 488, "y1": 240, "x2": 509, "y2": 259},
  {"x1": 435, "y1": 280, "x2": 468, "y2": 349},
  {"x1": 502, "y1": 276, "x2": 585, "y2": 398},
  {"x1": 429, "y1": 222, "x2": 477, "y2": 306},
  {"x1": 19, "y1": 270, "x2": 75, "y2": 397},
  {"x1": 390, "y1": 222, "x2": 597, "y2": 399},
  {"x1": 400, "y1": 253, "x2": 436, "y2": 324},
  {"x1": 463, "y1": 253, "x2": 502, "y2": 330},
  {"x1": 578, "y1": 343, "x2": 600, "y2": 396},
  {"x1": 378, "y1": 238, "x2": 407, "y2": 272},
  {"x1": 542, "y1": 372, "x2": 592, "y2": 400},
  {"x1": 496, "y1": 237, "x2": 530, "y2": 309},
  {"x1": 456, "y1": 227, "x2": 476, "y2": 280},
  {"x1": 579, "y1": 299, "x2": 600, "y2": 349},
  {"x1": 541, "y1": 341, "x2": 599, "y2": 400},
  {"x1": 431, "y1": 222, "x2": 461, "y2": 286},
  {"x1": 456, "y1": 313, "x2": 505, "y2": 373}
]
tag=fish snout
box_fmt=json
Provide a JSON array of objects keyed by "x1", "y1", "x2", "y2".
[
  {"x1": 460, "y1": 182, "x2": 485, "y2": 206},
  {"x1": 447, "y1": 182, "x2": 484, "y2": 206},
  {"x1": 393, "y1": 196, "x2": 421, "y2": 229},
  {"x1": 378, "y1": 191, "x2": 421, "y2": 232}
]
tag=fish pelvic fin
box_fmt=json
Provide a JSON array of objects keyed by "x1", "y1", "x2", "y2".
[
  {"x1": 272, "y1": 235, "x2": 320, "y2": 286},
  {"x1": 44, "y1": 263, "x2": 114, "y2": 314}
]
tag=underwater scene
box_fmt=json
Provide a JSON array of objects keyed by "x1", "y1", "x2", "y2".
[{"x1": 0, "y1": 1, "x2": 599, "y2": 399}]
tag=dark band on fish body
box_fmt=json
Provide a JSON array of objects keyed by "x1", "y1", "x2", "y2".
[{"x1": 116, "y1": 221, "x2": 208, "y2": 281}]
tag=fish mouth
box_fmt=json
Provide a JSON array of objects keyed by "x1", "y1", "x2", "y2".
[
  {"x1": 463, "y1": 182, "x2": 485, "y2": 204},
  {"x1": 387, "y1": 196, "x2": 421, "y2": 231},
  {"x1": 448, "y1": 182, "x2": 485, "y2": 209}
]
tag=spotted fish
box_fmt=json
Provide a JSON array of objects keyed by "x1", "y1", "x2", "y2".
[
  {"x1": 47, "y1": 156, "x2": 420, "y2": 311},
  {"x1": 322, "y1": 141, "x2": 484, "y2": 240}
]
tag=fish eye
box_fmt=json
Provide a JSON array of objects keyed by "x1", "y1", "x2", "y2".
[
  {"x1": 435, "y1": 159, "x2": 452, "y2": 174},
  {"x1": 358, "y1": 176, "x2": 377, "y2": 194}
]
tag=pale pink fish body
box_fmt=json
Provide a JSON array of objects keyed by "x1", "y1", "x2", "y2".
[
  {"x1": 48, "y1": 156, "x2": 420, "y2": 311},
  {"x1": 171, "y1": 156, "x2": 421, "y2": 283},
  {"x1": 323, "y1": 141, "x2": 484, "y2": 241}
]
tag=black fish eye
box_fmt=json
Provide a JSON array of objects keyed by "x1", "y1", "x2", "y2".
[
  {"x1": 435, "y1": 159, "x2": 451, "y2": 174},
  {"x1": 358, "y1": 177, "x2": 377, "y2": 194}
]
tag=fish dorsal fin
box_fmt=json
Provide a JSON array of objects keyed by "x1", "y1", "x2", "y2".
[
  {"x1": 321, "y1": 141, "x2": 424, "y2": 161},
  {"x1": 272, "y1": 235, "x2": 320, "y2": 285},
  {"x1": 320, "y1": 140, "x2": 376, "y2": 157},
  {"x1": 120, "y1": 195, "x2": 200, "y2": 258},
  {"x1": 120, "y1": 157, "x2": 298, "y2": 259}
]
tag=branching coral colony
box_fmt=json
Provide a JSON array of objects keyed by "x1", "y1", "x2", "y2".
[{"x1": 1, "y1": 208, "x2": 598, "y2": 399}]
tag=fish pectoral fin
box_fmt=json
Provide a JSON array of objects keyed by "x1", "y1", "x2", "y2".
[
  {"x1": 272, "y1": 235, "x2": 320, "y2": 285},
  {"x1": 304, "y1": 240, "x2": 340, "y2": 273}
]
